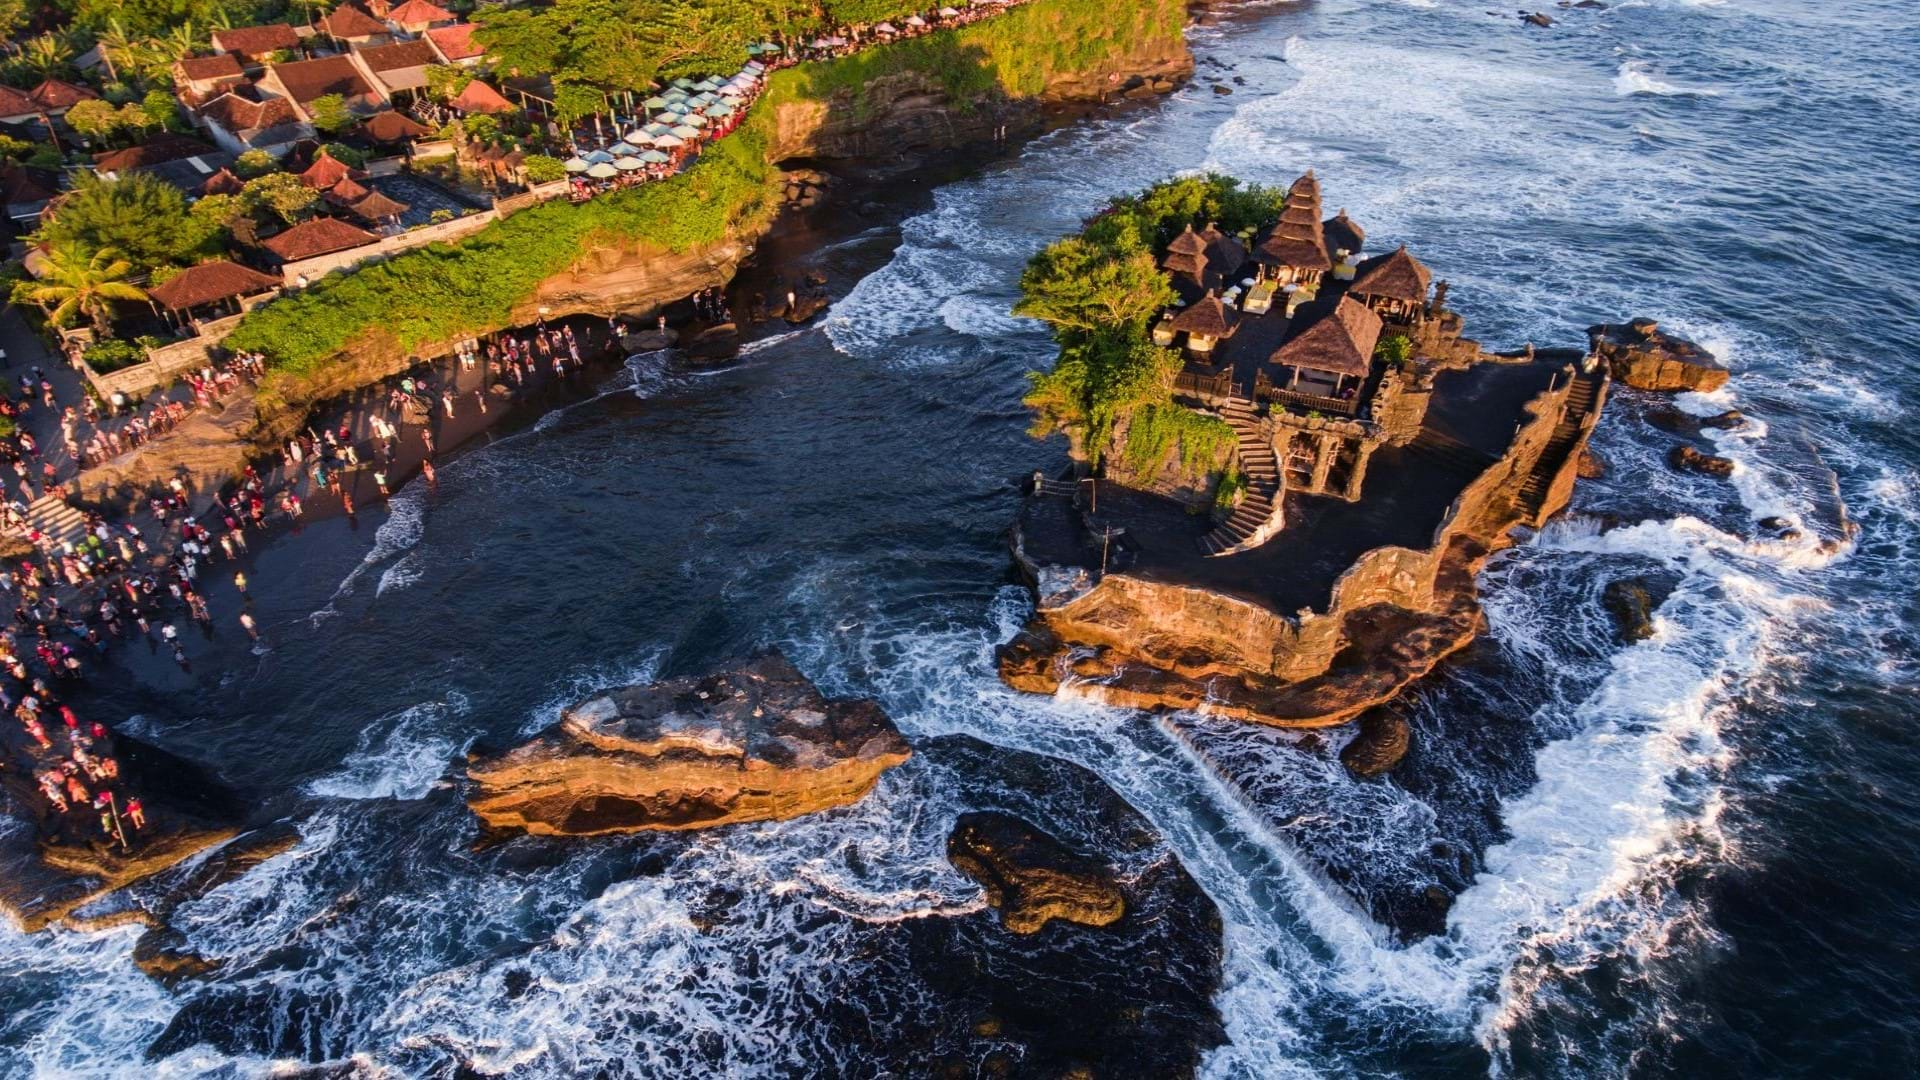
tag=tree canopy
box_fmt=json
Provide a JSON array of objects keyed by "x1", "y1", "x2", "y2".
[{"x1": 32, "y1": 172, "x2": 219, "y2": 274}]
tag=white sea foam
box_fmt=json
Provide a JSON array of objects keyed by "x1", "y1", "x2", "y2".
[
  {"x1": 1613, "y1": 60, "x2": 1721, "y2": 97},
  {"x1": 304, "y1": 694, "x2": 471, "y2": 801}
]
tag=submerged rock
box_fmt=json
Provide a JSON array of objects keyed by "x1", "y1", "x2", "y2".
[
  {"x1": 1668, "y1": 444, "x2": 1736, "y2": 478},
  {"x1": 947, "y1": 812, "x2": 1126, "y2": 933},
  {"x1": 1646, "y1": 404, "x2": 1744, "y2": 438},
  {"x1": 1577, "y1": 446, "x2": 1607, "y2": 479},
  {"x1": 1603, "y1": 578, "x2": 1659, "y2": 642},
  {"x1": 465, "y1": 651, "x2": 911, "y2": 836},
  {"x1": 1590, "y1": 319, "x2": 1730, "y2": 392},
  {"x1": 1339, "y1": 711, "x2": 1412, "y2": 778}
]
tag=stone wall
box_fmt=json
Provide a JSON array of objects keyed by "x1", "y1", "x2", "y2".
[{"x1": 278, "y1": 210, "x2": 500, "y2": 286}]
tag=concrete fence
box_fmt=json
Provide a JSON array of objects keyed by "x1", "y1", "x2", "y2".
[
  {"x1": 78, "y1": 309, "x2": 254, "y2": 398},
  {"x1": 492, "y1": 179, "x2": 571, "y2": 217}
]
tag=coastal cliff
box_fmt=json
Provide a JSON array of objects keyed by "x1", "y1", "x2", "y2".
[{"x1": 229, "y1": 0, "x2": 1194, "y2": 446}]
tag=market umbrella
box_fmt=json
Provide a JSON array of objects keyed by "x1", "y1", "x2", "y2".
[
  {"x1": 583, "y1": 149, "x2": 616, "y2": 164},
  {"x1": 690, "y1": 92, "x2": 717, "y2": 106},
  {"x1": 625, "y1": 127, "x2": 651, "y2": 141},
  {"x1": 563, "y1": 156, "x2": 589, "y2": 172},
  {"x1": 585, "y1": 161, "x2": 619, "y2": 178},
  {"x1": 756, "y1": 44, "x2": 779, "y2": 55},
  {"x1": 654, "y1": 109, "x2": 683, "y2": 123},
  {"x1": 680, "y1": 111, "x2": 708, "y2": 127},
  {"x1": 706, "y1": 101, "x2": 736, "y2": 117},
  {"x1": 664, "y1": 88, "x2": 689, "y2": 101},
  {"x1": 696, "y1": 77, "x2": 723, "y2": 91},
  {"x1": 644, "y1": 122, "x2": 672, "y2": 136},
  {"x1": 608, "y1": 140, "x2": 640, "y2": 155},
  {"x1": 810, "y1": 38, "x2": 832, "y2": 48},
  {"x1": 614, "y1": 155, "x2": 645, "y2": 171},
  {"x1": 746, "y1": 59, "x2": 768, "y2": 72},
  {"x1": 671, "y1": 77, "x2": 696, "y2": 89},
  {"x1": 906, "y1": 14, "x2": 927, "y2": 25},
  {"x1": 670, "y1": 124, "x2": 701, "y2": 139},
  {"x1": 875, "y1": 22, "x2": 898, "y2": 34},
  {"x1": 652, "y1": 133, "x2": 684, "y2": 148},
  {"x1": 640, "y1": 149, "x2": 670, "y2": 163},
  {"x1": 938, "y1": 6, "x2": 959, "y2": 14},
  {"x1": 642, "y1": 95, "x2": 669, "y2": 109}
]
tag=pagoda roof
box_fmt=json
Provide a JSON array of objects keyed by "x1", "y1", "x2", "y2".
[
  {"x1": 1166, "y1": 223, "x2": 1207, "y2": 255},
  {"x1": 1349, "y1": 245, "x2": 1432, "y2": 304},
  {"x1": 386, "y1": 0, "x2": 456, "y2": 24},
  {"x1": 345, "y1": 189, "x2": 409, "y2": 221},
  {"x1": 300, "y1": 148, "x2": 365, "y2": 189},
  {"x1": 1324, "y1": 209, "x2": 1365, "y2": 256},
  {"x1": 1272, "y1": 296, "x2": 1381, "y2": 378},
  {"x1": 148, "y1": 260, "x2": 280, "y2": 310},
  {"x1": 1168, "y1": 291, "x2": 1240, "y2": 339},
  {"x1": 360, "y1": 108, "x2": 429, "y2": 142},
  {"x1": 450, "y1": 79, "x2": 515, "y2": 114},
  {"x1": 262, "y1": 215, "x2": 379, "y2": 261}
]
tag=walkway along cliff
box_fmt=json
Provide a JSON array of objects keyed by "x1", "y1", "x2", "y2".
[{"x1": 998, "y1": 172, "x2": 1648, "y2": 757}]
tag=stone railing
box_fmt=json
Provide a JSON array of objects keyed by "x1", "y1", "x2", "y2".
[
  {"x1": 278, "y1": 209, "x2": 499, "y2": 286},
  {"x1": 493, "y1": 179, "x2": 572, "y2": 218},
  {"x1": 77, "y1": 310, "x2": 254, "y2": 397}
]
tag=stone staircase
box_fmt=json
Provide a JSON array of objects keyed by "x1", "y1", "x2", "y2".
[
  {"x1": 1517, "y1": 371, "x2": 1603, "y2": 521},
  {"x1": 1201, "y1": 400, "x2": 1285, "y2": 556},
  {"x1": 24, "y1": 495, "x2": 87, "y2": 550}
]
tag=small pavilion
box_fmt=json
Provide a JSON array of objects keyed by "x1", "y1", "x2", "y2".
[
  {"x1": 1265, "y1": 296, "x2": 1381, "y2": 409},
  {"x1": 147, "y1": 260, "x2": 281, "y2": 328},
  {"x1": 1167, "y1": 290, "x2": 1240, "y2": 357},
  {"x1": 1348, "y1": 245, "x2": 1433, "y2": 325}
]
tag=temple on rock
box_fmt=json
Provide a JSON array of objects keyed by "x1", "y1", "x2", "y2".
[
  {"x1": 1144, "y1": 172, "x2": 1490, "y2": 553},
  {"x1": 1003, "y1": 170, "x2": 1613, "y2": 730}
]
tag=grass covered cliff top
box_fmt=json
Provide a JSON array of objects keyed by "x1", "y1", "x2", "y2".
[
  {"x1": 1017, "y1": 173, "x2": 1287, "y2": 471},
  {"x1": 223, "y1": 0, "x2": 1189, "y2": 389}
]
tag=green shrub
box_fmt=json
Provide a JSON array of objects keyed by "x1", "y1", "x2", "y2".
[
  {"x1": 522, "y1": 154, "x2": 568, "y2": 184},
  {"x1": 1374, "y1": 333, "x2": 1413, "y2": 364},
  {"x1": 82, "y1": 338, "x2": 146, "y2": 373}
]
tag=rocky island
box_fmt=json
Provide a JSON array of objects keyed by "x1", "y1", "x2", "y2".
[
  {"x1": 999, "y1": 172, "x2": 1626, "y2": 764},
  {"x1": 466, "y1": 651, "x2": 911, "y2": 836}
]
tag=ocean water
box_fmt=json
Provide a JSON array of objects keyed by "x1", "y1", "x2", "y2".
[{"x1": 6, "y1": 0, "x2": 1920, "y2": 1075}]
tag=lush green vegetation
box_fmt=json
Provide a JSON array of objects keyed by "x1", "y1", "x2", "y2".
[
  {"x1": 785, "y1": 0, "x2": 1183, "y2": 111},
  {"x1": 224, "y1": 120, "x2": 779, "y2": 376},
  {"x1": 1018, "y1": 173, "x2": 1285, "y2": 470},
  {"x1": 81, "y1": 337, "x2": 147, "y2": 373},
  {"x1": 1123, "y1": 403, "x2": 1236, "y2": 479},
  {"x1": 1374, "y1": 332, "x2": 1413, "y2": 365},
  {"x1": 30, "y1": 172, "x2": 222, "y2": 275}
]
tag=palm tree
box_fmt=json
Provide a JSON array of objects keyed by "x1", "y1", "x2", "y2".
[
  {"x1": 20, "y1": 245, "x2": 149, "y2": 335},
  {"x1": 17, "y1": 33, "x2": 72, "y2": 81},
  {"x1": 96, "y1": 18, "x2": 140, "y2": 83}
]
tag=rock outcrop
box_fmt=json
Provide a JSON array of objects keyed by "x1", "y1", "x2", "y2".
[
  {"x1": 1339, "y1": 711, "x2": 1413, "y2": 777},
  {"x1": 466, "y1": 651, "x2": 911, "y2": 836},
  {"x1": 1589, "y1": 319, "x2": 1730, "y2": 392},
  {"x1": 1603, "y1": 577, "x2": 1659, "y2": 642},
  {"x1": 947, "y1": 812, "x2": 1126, "y2": 933},
  {"x1": 1668, "y1": 444, "x2": 1735, "y2": 478}
]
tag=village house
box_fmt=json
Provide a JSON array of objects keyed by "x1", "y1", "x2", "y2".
[
  {"x1": 193, "y1": 90, "x2": 312, "y2": 157},
  {"x1": 92, "y1": 136, "x2": 237, "y2": 196},
  {"x1": 353, "y1": 39, "x2": 441, "y2": 104},
  {"x1": 209, "y1": 24, "x2": 304, "y2": 68},
  {"x1": 259, "y1": 54, "x2": 390, "y2": 122},
  {"x1": 26, "y1": 79, "x2": 98, "y2": 118},
  {"x1": 2, "y1": 162, "x2": 59, "y2": 226},
  {"x1": 384, "y1": 0, "x2": 458, "y2": 35},
  {"x1": 146, "y1": 260, "x2": 282, "y2": 331},
  {"x1": 449, "y1": 79, "x2": 516, "y2": 116},
  {"x1": 261, "y1": 215, "x2": 381, "y2": 267},
  {"x1": 172, "y1": 54, "x2": 249, "y2": 103},
  {"x1": 424, "y1": 23, "x2": 487, "y2": 67},
  {"x1": 0, "y1": 84, "x2": 40, "y2": 125},
  {"x1": 318, "y1": 5, "x2": 394, "y2": 48}
]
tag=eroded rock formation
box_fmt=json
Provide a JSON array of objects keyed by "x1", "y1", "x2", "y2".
[
  {"x1": 1590, "y1": 318, "x2": 1730, "y2": 392},
  {"x1": 947, "y1": 812, "x2": 1126, "y2": 933},
  {"x1": 466, "y1": 652, "x2": 911, "y2": 836}
]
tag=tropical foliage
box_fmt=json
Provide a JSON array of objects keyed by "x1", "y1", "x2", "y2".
[
  {"x1": 1018, "y1": 173, "x2": 1284, "y2": 471},
  {"x1": 13, "y1": 246, "x2": 148, "y2": 333},
  {"x1": 31, "y1": 172, "x2": 220, "y2": 275}
]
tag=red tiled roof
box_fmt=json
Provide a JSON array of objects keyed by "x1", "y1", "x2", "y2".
[
  {"x1": 424, "y1": 23, "x2": 483, "y2": 61},
  {"x1": 92, "y1": 135, "x2": 220, "y2": 173},
  {"x1": 299, "y1": 148, "x2": 364, "y2": 189},
  {"x1": 198, "y1": 92, "x2": 300, "y2": 134},
  {"x1": 0, "y1": 84, "x2": 36, "y2": 117},
  {"x1": 345, "y1": 189, "x2": 408, "y2": 222},
  {"x1": 211, "y1": 24, "x2": 302, "y2": 57},
  {"x1": 148, "y1": 260, "x2": 281, "y2": 310},
  {"x1": 356, "y1": 39, "x2": 437, "y2": 72},
  {"x1": 386, "y1": 0, "x2": 455, "y2": 25},
  {"x1": 319, "y1": 5, "x2": 390, "y2": 39},
  {"x1": 360, "y1": 108, "x2": 429, "y2": 142},
  {"x1": 450, "y1": 79, "x2": 514, "y2": 115},
  {"x1": 1, "y1": 163, "x2": 59, "y2": 206},
  {"x1": 270, "y1": 54, "x2": 378, "y2": 105},
  {"x1": 263, "y1": 216, "x2": 379, "y2": 261},
  {"x1": 176, "y1": 54, "x2": 245, "y2": 83},
  {"x1": 29, "y1": 79, "x2": 98, "y2": 111},
  {"x1": 200, "y1": 168, "x2": 246, "y2": 197},
  {"x1": 325, "y1": 176, "x2": 372, "y2": 204}
]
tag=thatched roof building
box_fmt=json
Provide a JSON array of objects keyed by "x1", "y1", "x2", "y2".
[{"x1": 1272, "y1": 296, "x2": 1382, "y2": 377}]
